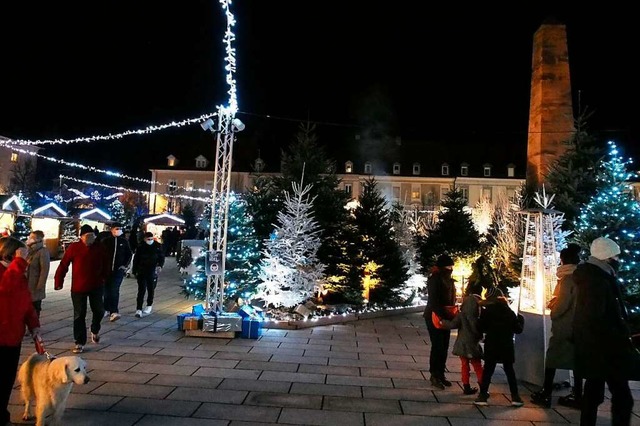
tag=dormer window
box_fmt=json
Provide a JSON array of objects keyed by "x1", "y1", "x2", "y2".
[
  {"x1": 167, "y1": 155, "x2": 177, "y2": 167},
  {"x1": 393, "y1": 162, "x2": 401, "y2": 175},
  {"x1": 507, "y1": 163, "x2": 515, "y2": 177},
  {"x1": 460, "y1": 163, "x2": 469, "y2": 176},
  {"x1": 412, "y1": 163, "x2": 421, "y2": 175},
  {"x1": 195, "y1": 155, "x2": 208, "y2": 169},
  {"x1": 345, "y1": 161, "x2": 353, "y2": 173},
  {"x1": 483, "y1": 164, "x2": 492, "y2": 177},
  {"x1": 364, "y1": 162, "x2": 372, "y2": 174},
  {"x1": 441, "y1": 163, "x2": 449, "y2": 176},
  {"x1": 10, "y1": 153, "x2": 18, "y2": 163}
]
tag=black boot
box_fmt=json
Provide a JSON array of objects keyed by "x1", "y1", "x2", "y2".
[
  {"x1": 530, "y1": 390, "x2": 551, "y2": 408},
  {"x1": 430, "y1": 375, "x2": 445, "y2": 390},
  {"x1": 463, "y1": 384, "x2": 478, "y2": 395},
  {"x1": 557, "y1": 391, "x2": 581, "y2": 409}
]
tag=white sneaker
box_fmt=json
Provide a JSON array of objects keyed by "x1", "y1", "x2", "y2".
[
  {"x1": 103, "y1": 311, "x2": 111, "y2": 318},
  {"x1": 109, "y1": 313, "x2": 121, "y2": 322},
  {"x1": 135, "y1": 310, "x2": 142, "y2": 318},
  {"x1": 72, "y1": 344, "x2": 84, "y2": 354},
  {"x1": 143, "y1": 306, "x2": 153, "y2": 314}
]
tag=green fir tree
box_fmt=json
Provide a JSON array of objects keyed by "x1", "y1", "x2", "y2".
[
  {"x1": 418, "y1": 188, "x2": 481, "y2": 269},
  {"x1": 347, "y1": 178, "x2": 408, "y2": 306},
  {"x1": 183, "y1": 194, "x2": 261, "y2": 300},
  {"x1": 546, "y1": 112, "x2": 604, "y2": 229},
  {"x1": 574, "y1": 141, "x2": 640, "y2": 299}
]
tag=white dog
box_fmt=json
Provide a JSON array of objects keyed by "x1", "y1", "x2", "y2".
[{"x1": 19, "y1": 353, "x2": 89, "y2": 426}]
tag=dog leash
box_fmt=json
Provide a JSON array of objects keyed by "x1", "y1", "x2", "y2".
[{"x1": 34, "y1": 336, "x2": 57, "y2": 361}]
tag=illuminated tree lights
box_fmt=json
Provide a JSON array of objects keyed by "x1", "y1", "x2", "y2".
[
  {"x1": 183, "y1": 194, "x2": 261, "y2": 300},
  {"x1": 574, "y1": 141, "x2": 640, "y2": 297}
]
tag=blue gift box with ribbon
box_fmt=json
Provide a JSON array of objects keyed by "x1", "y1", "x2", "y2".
[{"x1": 241, "y1": 318, "x2": 262, "y2": 339}]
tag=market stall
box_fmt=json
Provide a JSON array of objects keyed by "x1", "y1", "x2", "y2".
[{"x1": 31, "y1": 202, "x2": 70, "y2": 259}]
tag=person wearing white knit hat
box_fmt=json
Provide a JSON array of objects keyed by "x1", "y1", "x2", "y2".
[{"x1": 573, "y1": 236, "x2": 633, "y2": 425}]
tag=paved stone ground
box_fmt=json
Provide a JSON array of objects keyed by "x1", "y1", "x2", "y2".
[{"x1": 8, "y1": 258, "x2": 640, "y2": 425}]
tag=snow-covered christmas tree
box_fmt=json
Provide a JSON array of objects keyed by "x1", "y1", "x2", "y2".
[
  {"x1": 256, "y1": 174, "x2": 325, "y2": 308},
  {"x1": 574, "y1": 141, "x2": 640, "y2": 296},
  {"x1": 108, "y1": 199, "x2": 127, "y2": 225}
]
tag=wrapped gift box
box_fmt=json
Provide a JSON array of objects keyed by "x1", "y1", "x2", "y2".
[
  {"x1": 241, "y1": 318, "x2": 262, "y2": 339},
  {"x1": 176, "y1": 313, "x2": 191, "y2": 330},
  {"x1": 217, "y1": 312, "x2": 243, "y2": 332},
  {"x1": 202, "y1": 314, "x2": 218, "y2": 332},
  {"x1": 183, "y1": 315, "x2": 200, "y2": 331},
  {"x1": 192, "y1": 304, "x2": 206, "y2": 316}
]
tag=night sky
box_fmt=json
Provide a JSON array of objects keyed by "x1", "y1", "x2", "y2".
[{"x1": 0, "y1": 2, "x2": 638, "y2": 183}]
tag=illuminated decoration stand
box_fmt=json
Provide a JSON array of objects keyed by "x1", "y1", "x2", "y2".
[
  {"x1": 513, "y1": 206, "x2": 567, "y2": 386},
  {"x1": 200, "y1": 0, "x2": 241, "y2": 311}
]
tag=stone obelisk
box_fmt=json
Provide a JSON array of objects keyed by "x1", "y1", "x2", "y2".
[{"x1": 527, "y1": 18, "x2": 575, "y2": 187}]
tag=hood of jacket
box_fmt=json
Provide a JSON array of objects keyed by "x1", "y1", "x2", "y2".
[
  {"x1": 556, "y1": 263, "x2": 577, "y2": 279},
  {"x1": 586, "y1": 256, "x2": 616, "y2": 276}
]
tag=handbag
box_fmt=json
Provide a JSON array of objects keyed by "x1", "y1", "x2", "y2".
[{"x1": 431, "y1": 306, "x2": 459, "y2": 329}]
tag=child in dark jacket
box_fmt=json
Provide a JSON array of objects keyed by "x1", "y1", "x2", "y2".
[
  {"x1": 474, "y1": 286, "x2": 524, "y2": 407},
  {"x1": 132, "y1": 232, "x2": 165, "y2": 318}
]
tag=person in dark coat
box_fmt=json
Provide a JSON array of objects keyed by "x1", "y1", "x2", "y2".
[
  {"x1": 474, "y1": 286, "x2": 524, "y2": 407},
  {"x1": 531, "y1": 243, "x2": 582, "y2": 408},
  {"x1": 573, "y1": 237, "x2": 633, "y2": 425},
  {"x1": 102, "y1": 222, "x2": 133, "y2": 322},
  {"x1": 423, "y1": 254, "x2": 456, "y2": 389},
  {"x1": 132, "y1": 232, "x2": 165, "y2": 318},
  {"x1": 440, "y1": 280, "x2": 484, "y2": 395}
]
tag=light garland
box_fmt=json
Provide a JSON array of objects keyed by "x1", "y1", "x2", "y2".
[
  {"x1": 220, "y1": 0, "x2": 238, "y2": 114},
  {"x1": 59, "y1": 175, "x2": 210, "y2": 203},
  {"x1": 2, "y1": 145, "x2": 211, "y2": 194},
  {"x1": 0, "y1": 112, "x2": 218, "y2": 146}
]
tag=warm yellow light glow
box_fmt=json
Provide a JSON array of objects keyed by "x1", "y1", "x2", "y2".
[
  {"x1": 453, "y1": 256, "x2": 474, "y2": 299},
  {"x1": 362, "y1": 261, "x2": 380, "y2": 301},
  {"x1": 535, "y1": 271, "x2": 545, "y2": 314}
]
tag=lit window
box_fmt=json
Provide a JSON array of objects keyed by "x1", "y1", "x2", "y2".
[
  {"x1": 185, "y1": 180, "x2": 194, "y2": 191},
  {"x1": 393, "y1": 163, "x2": 401, "y2": 175},
  {"x1": 344, "y1": 183, "x2": 352, "y2": 195},
  {"x1": 441, "y1": 164, "x2": 449, "y2": 176},
  {"x1": 10, "y1": 153, "x2": 18, "y2": 163},
  {"x1": 483, "y1": 165, "x2": 492, "y2": 177},
  {"x1": 460, "y1": 165, "x2": 468, "y2": 176},
  {"x1": 364, "y1": 162, "x2": 372, "y2": 174},
  {"x1": 345, "y1": 161, "x2": 353, "y2": 173},
  {"x1": 411, "y1": 184, "x2": 421, "y2": 200},
  {"x1": 412, "y1": 163, "x2": 420, "y2": 175},
  {"x1": 167, "y1": 155, "x2": 177, "y2": 167},
  {"x1": 507, "y1": 164, "x2": 515, "y2": 177}
]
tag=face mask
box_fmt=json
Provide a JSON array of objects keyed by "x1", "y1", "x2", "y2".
[
  {"x1": 146, "y1": 240, "x2": 154, "y2": 245},
  {"x1": 113, "y1": 230, "x2": 123, "y2": 237}
]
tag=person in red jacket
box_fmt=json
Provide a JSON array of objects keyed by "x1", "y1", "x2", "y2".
[
  {"x1": 55, "y1": 224, "x2": 109, "y2": 354},
  {"x1": 0, "y1": 237, "x2": 40, "y2": 426}
]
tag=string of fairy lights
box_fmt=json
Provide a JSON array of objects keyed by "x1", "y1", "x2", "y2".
[
  {"x1": 2, "y1": 145, "x2": 211, "y2": 194},
  {"x1": 0, "y1": 0, "x2": 240, "y2": 200},
  {"x1": 59, "y1": 175, "x2": 210, "y2": 203}
]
